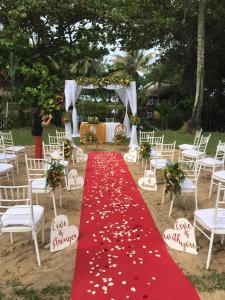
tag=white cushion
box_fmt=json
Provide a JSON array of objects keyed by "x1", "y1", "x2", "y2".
[
  {"x1": 151, "y1": 151, "x2": 162, "y2": 158},
  {"x1": 179, "y1": 144, "x2": 197, "y2": 150},
  {"x1": 0, "y1": 163, "x2": 14, "y2": 174},
  {"x1": 195, "y1": 208, "x2": 225, "y2": 230},
  {"x1": 200, "y1": 157, "x2": 224, "y2": 166},
  {"x1": 6, "y1": 146, "x2": 25, "y2": 153},
  {"x1": 151, "y1": 159, "x2": 167, "y2": 169},
  {"x1": 212, "y1": 170, "x2": 225, "y2": 181},
  {"x1": 31, "y1": 178, "x2": 47, "y2": 190},
  {"x1": 1, "y1": 205, "x2": 44, "y2": 227},
  {"x1": 181, "y1": 178, "x2": 195, "y2": 190},
  {"x1": 0, "y1": 154, "x2": 16, "y2": 161},
  {"x1": 182, "y1": 150, "x2": 204, "y2": 158}
]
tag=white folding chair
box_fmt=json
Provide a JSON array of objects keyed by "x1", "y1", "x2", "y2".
[
  {"x1": 0, "y1": 136, "x2": 18, "y2": 172},
  {"x1": 194, "y1": 184, "x2": 225, "y2": 269},
  {"x1": 139, "y1": 130, "x2": 155, "y2": 144},
  {"x1": 181, "y1": 134, "x2": 211, "y2": 162},
  {"x1": 178, "y1": 129, "x2": 202, "y2": 152},
  {"x1": 56, "y1": 130, "x2": 69, "y2": 141},
  {"x1": 48, "y1": 134, "x2": 60, "y2": 145},
  {"x1": 25, "y1": 154, "x2": 62, "y2": 217},
  {"x1": 0, "y1": 185, "x2": 44, "y2": 266},
  {"x1": 199, "y1": 141, "x2": 225, "y2": 176},
  {"x1": 1, "y1": 131, "x2": 25, "y2": 154},
  {"x1": 0, "y1": 163, "x2": 14, "y2": 183},
  {"x1": 162, "y1": 160, "x2": 201, "y2": 217},
  {"x1": 150, "y1": 142, "x2": 176, "y2": 174}
]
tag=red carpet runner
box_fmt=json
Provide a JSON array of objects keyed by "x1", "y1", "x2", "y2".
[{"x1": 71, "y1": 152, "x2": 199, "y2": 300}]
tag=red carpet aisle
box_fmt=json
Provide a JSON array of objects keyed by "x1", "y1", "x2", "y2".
[{"x1": 71, "y1": 152, "x2": 199, "y2": 300}]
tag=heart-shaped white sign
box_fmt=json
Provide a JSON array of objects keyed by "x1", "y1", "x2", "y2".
[
  {"x1": 67, "y1": 169, "x2": 84, "y2": 190},
  {"x1": 76, "y1": 148, "x2": 88, "y2": 163},
  {"x1": 124, "y1": 150, "x2": 138, "y2": 163},
  {"x1": 163, "y1": 218, "x2": 198, "y2": 255},
  {"x1": 138, "y1": 170, "x2": 157, "y2": 191},
  {"x1": 50, "y1": 215, "x2": 79, "y2": 252}
]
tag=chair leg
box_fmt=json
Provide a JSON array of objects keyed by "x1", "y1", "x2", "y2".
[
  {"x1": 195, "y1": 189, "x2": 198, "y2": 210},
  {"x1": 162, "y1": 186, "x2": 165, "y2": 205},
  {"x1": 33, "y1": 231, "x2": 41, "y2": 266},
  {"x1": 42, "y1": 217, "x2": 45, "y2": 244},
  {"x1": 209, "y1": 178, "x2": 214, "y2": 198},
  {"x1": 206, "y1": 231, "x2": 215, "y2": 269},
  {"x1": 169, "y1": 194, "x2": 175, "y2": 218},
  {"x1": 51, "y1": 192, "x2": 57, "y2": 217},
  {"x1": 221, "y1": 235, "x2": 224, "y2": 245},
  {"x1": 10, "y1": 232, "x2": 13, "y2": 244},
  {"x1": 59, "y1": 186, "x2": 62, "y2": 208}
]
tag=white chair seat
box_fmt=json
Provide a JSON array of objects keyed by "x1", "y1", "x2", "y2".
[
  {"x1": 151, "y1": 159, "x2": 167, "y2": 169},
  {"x1": 6, "y1": 146, "x2": 25, "y2": 153},
  {"x1": 151, "y1": 150, "x2": 162, "y2": 158},
  {"x1": 30, "y1": 178, "x2": 50, "y2": 191},
  {"x1": 212, "y1": 170, "x2": 225, "y2": 180},
  {"x1": 181, "y1": 178, "x2": 195, "y2": 190},
  {"x1": 200, "y1": 158, "x2": 224, "y2": 167},
  {"x1": 195, "y1": 208, "x2": 225, "y2": 231},
  {"x1": 0, "y1": 153, "x2": 17, "y2": 161},
  {"x1": 0, "y1": 163, "x2": 14, "y2": 174},
  {"x1": 179, "y1": 144, "x2": 197, "y2": 151},
  {"x1": 1, "y1": 205, "x2": 44, "y2": 227},
  {"x1": 182, "y1": 150, "x2": 204, "y2": 158}
]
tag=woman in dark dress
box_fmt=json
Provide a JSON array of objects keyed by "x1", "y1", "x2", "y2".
[{"x1": 32, "y1": 107, "x2": 53, "y2": 158}]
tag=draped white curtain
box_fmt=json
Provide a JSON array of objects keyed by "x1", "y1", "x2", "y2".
[
  {"x1": 127, "y1": 81, "x2": 138, "y2": 149},
  {"x1": 64, "y1": 80, "x2": 137, "y2": 145}
]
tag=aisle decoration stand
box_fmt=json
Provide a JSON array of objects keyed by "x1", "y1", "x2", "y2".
[{"x1": 64, "y1": 78, "x2": 138, "y2": 149}]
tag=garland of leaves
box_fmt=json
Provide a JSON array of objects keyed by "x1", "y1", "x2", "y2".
[
  {"x1": 130, "y1": 115, "x2": 140, "y2": 125},
  {"x1": 76, "y1": 76, "x2": 130, "y2": 87},
  {"x1": 113, "y1": 132, "x2": 127, "y2": 144},
  {"x1": 163, "y1": 162, "x2": 186, "y2": 195},
  {"x1": 88, "y1": 116, "x2": 99, "y2": 124},
  {"x1": 46, "y1": 161, "x2": 64, "y2": 190},
  {"x1": 140, "y1": 142, "x2": 151, "y2": 159},
  {"x1": 64, "y1": 139, "x2": 73, "y2": 159},
  {"x1": 63, "y1": 111, "x2": 71, "y2": 123},
  {"x1": 86, "y1": 131, "x2": 97, "y2": 143}
]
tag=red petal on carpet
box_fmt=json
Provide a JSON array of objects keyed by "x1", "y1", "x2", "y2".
[{"x1": 71, "y1": 152, "x2": 199, "y2": 300}]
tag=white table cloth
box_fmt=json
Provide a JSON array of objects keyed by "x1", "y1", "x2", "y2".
[{"x1": 104, "y1": 122, "x2": 121, "y2": 143}]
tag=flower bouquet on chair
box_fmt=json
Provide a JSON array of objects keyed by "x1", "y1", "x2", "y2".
[
  {"x1": 46, "y1": 161, "x2": 64, "y2": 191},
  {"x1": 163, "y1": 162, "x2": 186, "y2": 195}
]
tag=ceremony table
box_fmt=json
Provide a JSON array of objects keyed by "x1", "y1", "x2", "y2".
[{"x1": 80, "y1": 122, "x2": 121, "y2": 143}]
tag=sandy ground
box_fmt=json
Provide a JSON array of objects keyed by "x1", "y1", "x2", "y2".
[{"x1": 1, "y1": 144, "x2": 225, "y2": 299}]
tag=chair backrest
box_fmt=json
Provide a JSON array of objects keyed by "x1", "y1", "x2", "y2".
[
  {"x1": 160, "y1": 142, "x2": 176, "y2": 162},
  {"x1": 148, "y1": 135, "x2": 164, "y2": 147},
  {"x1": 0, "y1": 136, "x2": 5, "y2": 153},
  {"x1": 193, "y1": 129, "x2": 202, "y2": 146},
  {"x1": 197, "y1": 134, "x2": 211, "y2": 153},
  {"x1": 56, "y1": 130, "x2": 69, "y2": 141},
  {"x1": 48, "y1": 134, "x2": 60, "y2": 145},
  {"x1": 139, "y1": 131, "x2": 155, "y2": 144},
  {"x1": 25, "y1": 154, "x2": 48, "y2": 180},
  {"x1": 114, "y1": 124, "x2": 127, "y2": 135},
  {"x1": 179, "y1": 159, "x2": 201, "y2": 184},
  {"x1": 0, "y1": 185, "x2": 35, "y2": 228},
  {"x1": 1, "y1": 131, "x2": 14, "y2": 147},
  {"x1": 215, "y1": 141, "x2": 225, "y2": 162},
  {"x1": 212, "y1": 184, "x2": 225, "y2": 228},
  {"x1": 106, "y1": 117, "x2": 114, "y2": 123},
  {"x1": 43, "y1": 143, "x2": 64, "y2": 160}
]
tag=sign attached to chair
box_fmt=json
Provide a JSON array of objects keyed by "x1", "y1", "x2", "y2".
[
  {"x1": 124, "y1": 149, "x2": 138, "y2": 163},
  {"x1": 67, "y1": 169, "x2": 84, "y2": 190},
  {"x1": 138, "y1": 170, "x2": 157, "y2": 191},
  {"x1": 163, "y1": 218, "x2": 198, "y2": 255},
  {"x1": 50, "y1": 215, "x2": 79, "y2": 252}
]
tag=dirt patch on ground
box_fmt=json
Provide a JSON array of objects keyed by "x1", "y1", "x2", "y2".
[{"x1": 1, "y1": 144, "x2": 225, "y2": 299}]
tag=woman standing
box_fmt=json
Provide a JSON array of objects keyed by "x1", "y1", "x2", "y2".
[{"x1": 32, "y1": 107, "x2": 53, "y2": 158}]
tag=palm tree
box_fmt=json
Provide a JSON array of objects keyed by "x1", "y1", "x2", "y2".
[{"x1": 110, "y1": 50, "x2": 154, "y2": 82}]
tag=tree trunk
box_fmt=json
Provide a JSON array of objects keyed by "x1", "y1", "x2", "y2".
[{"x1": 186, "y1": 0, "x2": 206, "y2": 132}]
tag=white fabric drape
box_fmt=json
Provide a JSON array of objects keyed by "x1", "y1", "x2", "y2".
[
  {"x1": 115, "y1": 88, "x2": 131, "y2": 137},
  {"x1": 127, "y1": 81, "x2": 138, "y2": 149},
  {"x1": 64, "y1": 80, "x2": 76, "y2": 140},
  {"x1": 72, "y1": 83, "x2": 82, "y2": 137}
]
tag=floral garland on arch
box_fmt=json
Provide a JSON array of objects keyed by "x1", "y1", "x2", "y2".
[
  {"x1": 163, "y1": 162, "x2": 186, "y2": 195},
  {"x1": 76, "y1": 76, "x2": 131, "y2": 87},
  {"x1": 63, "y1": 111, "x2": 71, "y2": 123},
  {"x1": 130, "y1": 115, "x2": 140, "y2": 126}
]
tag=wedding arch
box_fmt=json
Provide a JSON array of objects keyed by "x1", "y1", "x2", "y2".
[{"x1": 64, "y1": 79, "x2": 138, "y2": 149}]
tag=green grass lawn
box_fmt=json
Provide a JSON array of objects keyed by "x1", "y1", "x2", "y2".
[{"x1": 9, "y1": 126, "x2": 225, "y2": 156}]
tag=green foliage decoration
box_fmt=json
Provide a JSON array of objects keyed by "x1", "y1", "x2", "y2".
[
  {"x1": 86, "y1": 131, "x2": 97, "y2": 143},
  {"x1": 163, "y1": 162, "x2": 186, "y2": 195},
  {"x1": 113, "y1": 132, "x2": 127, "y2": 144},
  {"x1": 76, "y1": 76, "x2": 130, "y2": 86},
  {"x1": 88, "y1": 116, "x2": 99, "y2": 124},
  {"x1": 140, "y1": 142, "x2": 151, "y2": 159},
  {"x1": 64, "y1": 139, "x2": 73, "y2": 160},
  {"x1": 46, "y1": 161, "x2": 64, "y2": 191}
]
